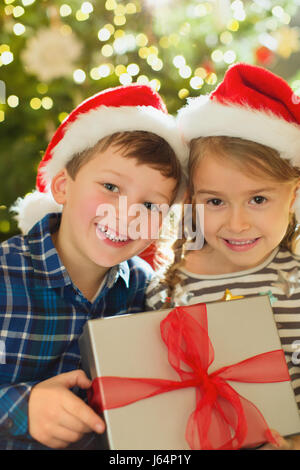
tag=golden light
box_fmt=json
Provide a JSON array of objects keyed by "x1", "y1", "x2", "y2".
[
  {"x1": 81, "y1": 2, "x2": 93, "y2": 14},
  {"x1": 90, "y1": 67, "x2": 101, "y2": 80},
  {"x1": 126, "y1": 3, "x2": 136, "y2": 14},
  {"x1": 36, "y1": 83, "x2": 48, "y2": 94},
  {"x1": 149, "y1": 79, "x2": 161, "y2": 91},
  {"x1": 136, "y1": 33, "x2": 148, "y2": 47},
  {"x1": 13, "y1": 23, "x2": 26, "y2": 35},
  {"x1": 1, "y1": 51, "x2": 14, "y2": 65},
  {"x1": 22, "y1": 0, "x2": 35, "y2": 5},
  {"x1": 73, "y1": 69, "x2": 86, "y2": 83},
  {"x1": 190, "y1": 76, "x2": 204, "y2": 90},
  {"x1": 60, "y1": 4, "x2": 72, "y2": 17},
  {"x1": 206, "y1": 72, "x2": 218, "y2": 85},
  {"x1": 178, "y1": 88, "x2": 189, "y2": 99},
  {"x1": 137, "y1": 75, "x2": 149, "y2": 85},
  {"x1": 99, "y1": 64, "x2": 112, "y2": 77},
  {"x1": 223, "y1": 50, "x2": 236, "y2": 64},
  {"x1": 127, "y1": 63, "x2": 139, "y2": 76},
  {"x1": 115, "y1": 64, "x2": 126, "y2": 76},
  {"x1": 58, "y1": 112, "x2": 68, "y2": 123},
  {"x1": 30, "y1": 97, "x2": 42, "y2": 110},
  {"x1": 7, "y1": 95, "x2": 19, "y2": 107},
  {"x1": 105, "y1": 0, "x2": 117, "y2": 10},
  {"x1": 41, "y1": 97, "x2": 53, "y2": 110},
  {"x1": 75, "y1": 10, "x2": 89, "y2": 21},
  {"x1": 98, "y1": 28, "x2": 111, "y2": 41},
  {"x1": 194, "y1": 67, "x2": 207, "y2": 78},
  {"x1": 211, "y1": 49, "x2": 223, "y2": 62},
  {"x1": 173, "y1": 55, "x2": 186, "y2": 68},
  {"x1": 179, "y1": 65, "x2": 192, "y2": 78},
  {"x1": 101, "y1": 44, "x2": 114, "y2": 57},
  {"x1": 119, "y1": 73, "x2": 132, "y2": 85},
  {"x1": 13, "y1": 6, "x2": 25, "y2": 17}
]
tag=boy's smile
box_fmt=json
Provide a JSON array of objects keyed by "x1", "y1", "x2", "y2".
[
  {"x1": 95, "y1": 223, "x2": 131, "y2": 245},
  {"x1": 191, "y1": 153, "x2": 298, "y2": 274}
]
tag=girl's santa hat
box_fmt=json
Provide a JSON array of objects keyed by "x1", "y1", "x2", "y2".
[
  {"x1": 177, "y1": 62, "x2": 300, "y2": 220},
  {"x1": 13, "y1": 84, "x2": 188, "y2": 234}
]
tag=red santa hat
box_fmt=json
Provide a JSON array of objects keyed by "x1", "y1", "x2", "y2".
[
  {"x1": 12, "y1": 84, "x2": 188, "y2": 234},
  {"x1": 177, "y1": 62, "x2": 300, "y2": 220}
]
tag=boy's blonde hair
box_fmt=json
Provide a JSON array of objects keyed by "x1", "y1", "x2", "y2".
[{"x1": 160, "y1": 136, "x2": 300, "y2": 305}]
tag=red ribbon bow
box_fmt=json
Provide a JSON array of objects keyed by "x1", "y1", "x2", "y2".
[{"x1": 89, "y1": 304, "x2": 290, "y2": 449}]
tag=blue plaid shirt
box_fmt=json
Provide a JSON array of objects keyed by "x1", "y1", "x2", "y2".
[{"x1": 0, "y1": 213, "x2": 154, "y2": 449}]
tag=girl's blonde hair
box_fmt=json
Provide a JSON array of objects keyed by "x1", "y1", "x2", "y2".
[{"x1": 160, "y1": 136, "x2": 300, "y2": 306}]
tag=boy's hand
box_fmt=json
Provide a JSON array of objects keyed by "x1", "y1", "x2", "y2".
[{"x1": 28, "y1": 370, "x2": 105, "y2": 449}]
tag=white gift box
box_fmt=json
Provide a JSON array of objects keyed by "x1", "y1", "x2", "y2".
[{"x1": 79, "y1": 295, "x2": 300, "y2": 450}]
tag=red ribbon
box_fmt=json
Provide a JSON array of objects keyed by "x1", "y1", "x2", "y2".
[{"x1": 88, "y1": 304, "x2": 290, "y2": 450}]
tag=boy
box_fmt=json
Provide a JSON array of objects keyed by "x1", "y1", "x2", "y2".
[{"x1": 0, "y1": 85, "x2": 187, "y2": 449}]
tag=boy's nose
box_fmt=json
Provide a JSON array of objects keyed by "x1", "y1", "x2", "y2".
[{"x1": 226, "y1": 207, "x2": 251, "y2": 233}]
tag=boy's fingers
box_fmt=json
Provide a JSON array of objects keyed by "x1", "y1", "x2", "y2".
[
  {"x1": 54, "y1": 369, "x2": 92, "y2": 390},
  {"x1": 63, "y1": 392, "x2": 105, "y2": 434},
  {"x1": 51, "y1": 423, "x2": 85, "y2": 446},
  {"x1": 58, "y1": 410, "x2": 93, "y2": 434}
]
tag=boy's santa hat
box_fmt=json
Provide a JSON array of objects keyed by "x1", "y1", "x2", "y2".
[
  {"x1": 177, "y1": 62, "x2": 300, "y2": 220},
  {"x1": 13, "y1": 84, "x2": 188, "y2": 234}
]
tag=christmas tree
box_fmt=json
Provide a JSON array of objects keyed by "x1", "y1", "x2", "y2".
[{"x1": 1, "y1": 0, "x2": 300, "y2": 240}]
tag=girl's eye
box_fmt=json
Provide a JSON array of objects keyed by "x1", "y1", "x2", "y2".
[
  {"x1": 103, "y1": 183, "x2": 119, "y2": 193},
  {"x1": 207, "y1": 198, "x2": 223, "y2": 207},
  {"x1": 251, "y1": 195, "x2": 267, "y2": 205},
  {"x1": 144, "y1": 201, "x2": 159, "y2": 212}
]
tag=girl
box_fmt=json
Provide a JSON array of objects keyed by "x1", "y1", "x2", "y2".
[{"x1": 146, "y1": 63, "x2": 300, "y2": 449}]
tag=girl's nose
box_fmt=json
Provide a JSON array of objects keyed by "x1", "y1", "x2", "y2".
[{"x1": 226, "y1": 207, "x2": 251, "y2": 233}]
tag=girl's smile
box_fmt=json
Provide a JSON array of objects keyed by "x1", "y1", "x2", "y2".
[{"x1": 222, "y1": 237, "x2": 261, "y2": 252}]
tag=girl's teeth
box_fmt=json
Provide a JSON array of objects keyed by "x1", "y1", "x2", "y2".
[{"x1": 227, "y1": 239, "x2": 256, "y2": 245}]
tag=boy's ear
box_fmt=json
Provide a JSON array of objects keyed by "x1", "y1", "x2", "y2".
[{"x1": 51, "y1": 169, "x2": 68, "y2": 205}]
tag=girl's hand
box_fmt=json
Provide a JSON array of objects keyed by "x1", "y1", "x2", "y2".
[
  {"x1": 259, "y1": 429, "x2": 300, "y2": 450},
  {"x1": 28, "y1": 369, "x2": 105, "y2": 449}
]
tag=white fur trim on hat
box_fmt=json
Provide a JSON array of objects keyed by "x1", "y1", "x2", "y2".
[
  {"x1": 40, "y1": 105, "x2": 189, "y2": 189},
  {"x1": 177, "y1": 95, "x2": 300, "y2": 167},
  {"x1": 11, "y1": 191, "x2": 62, "y2": 235}
]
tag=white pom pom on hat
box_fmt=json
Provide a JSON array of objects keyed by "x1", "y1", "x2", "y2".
[{"x1": 12, "y1": 84, "x2": 189, "y2": 234}]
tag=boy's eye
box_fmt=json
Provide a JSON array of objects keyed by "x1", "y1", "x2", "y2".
[
  {"x1": 144, "y1": 201, "x2": 160, "y2": 212},
  {"x1": 207, "y1": 198, "x2": 223, "y2": 207},
  {"x1": 251, "y1": 195, "x2": 267, "y2": 205},
  {"x1": 103, "y1": 183, "x2": 119, "y2": 193}
]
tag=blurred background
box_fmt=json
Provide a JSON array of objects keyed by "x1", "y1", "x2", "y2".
[{"x1": 1, "y1": 0, "x2": 300, "y2": 242}]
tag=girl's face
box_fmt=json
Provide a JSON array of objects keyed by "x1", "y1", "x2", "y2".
[{"x1": 192, "y1": 152, "x2": 298, "y2": 273}]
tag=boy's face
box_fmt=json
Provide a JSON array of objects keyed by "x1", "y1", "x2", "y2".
[
  {"x1": 192, "y1": 153, "x2": 297, "y2": 273},
  {"x1": 54, "y1": 146, "x2": 177, "y2": 271}
]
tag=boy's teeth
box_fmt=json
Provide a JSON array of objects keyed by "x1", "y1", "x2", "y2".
[{"x1": 98, "y1": 225, "x2": 127, "y2": 242}]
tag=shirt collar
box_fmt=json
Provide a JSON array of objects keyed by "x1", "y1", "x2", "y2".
[
  {"x1": 106, "y1": 260, "x2": 130, "y2": 289},
  {"x1": 27, "y1": 213, "x2": 131, "y2": 290}
]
